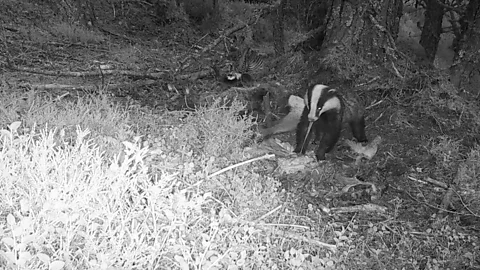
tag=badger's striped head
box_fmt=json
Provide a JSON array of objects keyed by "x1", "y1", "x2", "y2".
[
  {"x1": 304, "y1": 84, "x2": 341, "y2": 122},
  {"x1": 226, "y1": 72, "x2": 243, "y2": 81}
]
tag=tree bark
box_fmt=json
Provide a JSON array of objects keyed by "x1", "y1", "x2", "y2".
[
  {"x1": 452, "y1": 0, "x2": 480, "y2": 56},
  {"x1": 419, "y1": 0, "x2": 445, "y2": 64},
  {"x1": 46, "y1": 0, "x2": 95, "y2": 27},
  {"x1": 449, "y1": 0, "x2": 480, "y2": 95},
  {"x1": 77, "y1": 0, "x2": 96, "y2": 27},
  {"x1": 272, "y1": 0, "x2": 286, "y2": 56},
  {"x1": 303, "y1": 0, "x2": 403, "y2": 85},
  {"x1": 50, "y1": 0, "x2": 79, "y2": 23},
  {"x1": 381, "y1": 0, "x2": 403, "y2": 40}
]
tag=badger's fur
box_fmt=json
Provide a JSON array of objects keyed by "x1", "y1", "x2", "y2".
[{"x1": 294, "y1": 84, "x2": 367, "y2": 161}]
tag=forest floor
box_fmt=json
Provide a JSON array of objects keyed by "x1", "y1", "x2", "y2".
[{"x1": 1, "y1": 1, "x2": 479, "y2": 269}]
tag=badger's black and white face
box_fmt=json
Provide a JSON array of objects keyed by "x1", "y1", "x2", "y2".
[
  {"x1": 226, "y1": 72, "x2": 242, "y2": 81},
  {"x1": 304, "y1": 84, "x2": 341, "y2": 122}
]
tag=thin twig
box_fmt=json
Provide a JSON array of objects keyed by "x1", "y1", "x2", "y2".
[
  {"x1": 260, "y1": 223, "x2": 310, "y2": 229},
  {"x1": 207, "y1": 154, "x2": 275, "y2": 179},
  {"x1": 299, "y1": 122, "x2": 313, "y2": 153},
  {"x1": 452, "y1": 188, "x2": 480, "y2": 217},
  {"x1": 263, "y1": 228, "x2": 337, "y2": 251},
  {"x1": 407, "y1": 175, "x2": 448, "y2": 189},
  {"x1": 391, "y1": 62, "x2": 404, "y2": 79},
  {"x1": 253, "y1": 205, "x2": 283, "y2": 223},
  {"x1": 356, "y1": 76, "x2": 380, "y2": 87},
  {"x1": 425, "y1": 177, "x2": 449, "y2": 189},
  {"x1": 365, "y1": 100, "x2": 383, "y2": 110},
  {"x1": 371, "y1": 111, "x2": 384, "y2": 125},
  {"x1": 402, "y1": 188, "x2": 466, "y2": 215},
  {"x1": 407, "y1": 176, "x2": 428, "y2": 185}
]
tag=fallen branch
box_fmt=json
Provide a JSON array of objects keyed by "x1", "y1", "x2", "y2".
[
  {"x1": 21, "y1": 83, "x2": 88, "y2": 90},
  {"x1": 10, "y1": 65, "x2": 167, "y2": 79},
  {"x1": 10, "y1": 63, "x2": 216, "y2": 82},
  {"x1": 19, "y1": 80, "x2": 157, "y2": 91},
  {"x1": 176, "y1": 69, "x2": 213, "y2": 80},
  {"x1": 228, "y1": 85, "x2": 263, "y2": 92},
  {"x1": 425, "y1": 177, "x2": 449, "y2": 189},
  {"x1": 331, "y1": 203, "x2": 387, "y2": 214},
  {"x1": 407, "y1": 175, "x2": 449, "y2": 189}
]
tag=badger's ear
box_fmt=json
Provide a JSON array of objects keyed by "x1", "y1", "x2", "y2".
[{"x1": 328, "y1": 89, "x2": 337, "y2": 94}]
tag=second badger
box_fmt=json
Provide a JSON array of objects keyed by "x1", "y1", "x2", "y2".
[{"x1": 294, "y1": 84, "x2": 368, "y2": 160}]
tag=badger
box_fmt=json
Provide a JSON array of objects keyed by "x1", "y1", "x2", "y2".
[
  {"x1": 221, "y1": 72, "x2": 254, "y2": 87},
  {"x1": 260, "y1": 84, "x2": 367, "y2": 160},
  {"x1": 294, "y1": 84, "x2": 367, "y2": 160}
]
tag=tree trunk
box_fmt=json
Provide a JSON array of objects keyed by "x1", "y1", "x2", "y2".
[
  {"x1": 452, "y1": 0, "x2": 480, "y2": 56},
  {"x1": 50, "y1": 0, "x2": 79, "y2": 23},
  {"x1": 78, "y1": 0, "x2": 96, "y2": 27},
  {"x1": 290, "y1": 0, "x2": 330, "y2": 52},
  {"x1": 419, "y1": 0, "x2": 445, "y2": 64},
  {"x1": 46, "y1": 0, "x2": 95, "y2": 27},
  {"x1": 272, "y1": 0, "x2": 286, "y2": 57},
  {"x1": 210, "y1": 0, "x2": 220, "y2": 20},
  {"x1": 304, "y1": 0, "x2": 403, "y2": 85},
  {"x1": 381, "y1": 0, "x2": 403, "y2": 40},
  {"x1": 449, "y1": 0, "x2": 480, "y2": 95}
]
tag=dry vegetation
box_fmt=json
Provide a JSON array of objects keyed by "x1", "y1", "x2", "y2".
[{"x1": 0, "y1": 0, "x2": 479, "y2": 270}]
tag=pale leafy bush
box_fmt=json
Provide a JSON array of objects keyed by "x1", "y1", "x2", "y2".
[{"x1": 0, "y1": 123, "x2": 188, "y2": 269}]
